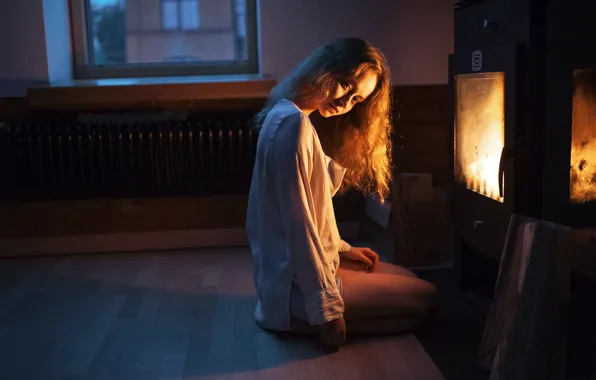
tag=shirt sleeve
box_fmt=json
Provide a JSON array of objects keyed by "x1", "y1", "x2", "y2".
[
  {"x1": 339, "y1": 239, "x2": 351, "y2": 253},
  {"x1": 272, "y1": 112, "x2": 344, "y2": 326}
]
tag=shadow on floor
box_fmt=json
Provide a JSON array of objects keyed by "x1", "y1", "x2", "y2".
[
  {"x1": 2, "y1": 250, "x2": 486, "y2": 379},
  {"x1": 0, "y1": 271, "x2": 333, "y2": 379},
  {"x1": 414, "y1": 268, "x2": 490, "y2": 380},
  {"x1": 2, "y1": 252, "x2": 442, "y2": 380}
]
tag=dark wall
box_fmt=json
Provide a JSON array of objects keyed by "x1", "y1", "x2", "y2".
[{"x1": 0, "y1": 97, "x2": 365, "y2": 238}]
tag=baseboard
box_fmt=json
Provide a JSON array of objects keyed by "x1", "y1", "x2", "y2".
[{"x1": 0, "y1": 222, "x2": 361, "y2": 258}]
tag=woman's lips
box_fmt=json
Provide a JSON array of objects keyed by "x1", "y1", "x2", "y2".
[{"x1": 329, "y1": 102, "x2": 339, "y2": 113}]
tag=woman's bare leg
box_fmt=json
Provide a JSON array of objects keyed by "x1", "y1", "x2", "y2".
[
  {"x1": 340, "y1": 259, "x2": 418, "y2": 277},
  {"x1": 339, "y1": 269, "x2": 436, "y2": 319},
  {"x1": 289, "y1": 258, "x2": 437, "y2": 336},
  {"x1": 338, "y1": 260, "x2": 437, "y2": 334}
]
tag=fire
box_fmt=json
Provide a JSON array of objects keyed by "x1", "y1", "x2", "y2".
[
  {"x1": 570, "y1": 141, "x2": 596, "y2": 202},
  {"x1": 570, "y1": 70, "x2": 596, "y2": 204},
  {"x1": 466, "y1": 128, "x2": 503, "y2": 201},
  {"x1": 455, "y1": 72, "x2": 505, "y2": 202}
]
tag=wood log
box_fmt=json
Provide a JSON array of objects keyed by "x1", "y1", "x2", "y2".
[{"x1": 478, "y1": 214, "x2": 571, "y2": 380}]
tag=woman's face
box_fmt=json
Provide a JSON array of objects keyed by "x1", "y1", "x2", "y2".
[{"x1": 317, "y1": 70, "x2": 378, "y2": 118}]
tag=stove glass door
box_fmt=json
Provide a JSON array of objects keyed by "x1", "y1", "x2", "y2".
[
  {"x1": 454, "y1": 72, "x2": 505, "y2": 202},
  {"x1": 570, "y1": 69, "x2": 596, "y2": 203}
]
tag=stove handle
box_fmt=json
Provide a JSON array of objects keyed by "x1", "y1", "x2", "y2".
[
  {"x1": 498, "y1": 147, "x2": 506, "y2": 198},
  {"x1": 477, "y1": 19, "x2": 495, "y2": 29}
]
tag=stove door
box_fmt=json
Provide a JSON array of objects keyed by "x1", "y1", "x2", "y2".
[
  {"x1": 544, "y1": 47, "x2": 596, "y2": 227},
  {"x1": 450, "y1": 45, "x2": 520, "y2": 259},
  {"x1": 454, "y1": 71, "x2": 505, "y2": 202}
]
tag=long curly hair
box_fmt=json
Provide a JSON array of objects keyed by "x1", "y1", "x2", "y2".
[{"x1": 254, "y1": 38, "x2": 393, "y2": 202}]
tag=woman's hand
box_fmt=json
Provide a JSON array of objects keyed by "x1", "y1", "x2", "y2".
[{"x1": 341, "y1": 246, "x2": 380, "y2": 272}]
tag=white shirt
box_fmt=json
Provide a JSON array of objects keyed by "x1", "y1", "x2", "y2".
[{"x1": 246, "y1": 99, "x2": 352, "y2": 331}]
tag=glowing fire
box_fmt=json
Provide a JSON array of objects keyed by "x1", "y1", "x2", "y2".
[
  {"x1": 571, "y1": 142, "x2": 596, "y2": 202},
  {"x1": 466, "y1": 129, "x2": 503, "y2": 200},
  {"x1": 570, "y1": 70, "x2": 596, "y2": 203},
  {"x1": 455, "y1": 72, "x2": 505, "y2": 202}
]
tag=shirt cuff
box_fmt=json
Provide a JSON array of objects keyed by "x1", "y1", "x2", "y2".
[
  {"x1": 339, "y1": 239, "x2": 351, "y2": 253},
  {"x1": 304, "y1": 289, "x2": 345, "y2": 326}
]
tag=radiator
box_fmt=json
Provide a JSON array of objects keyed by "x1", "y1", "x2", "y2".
[{"x1": 0, "y1": 111, "x2": 258, "y2": 201}]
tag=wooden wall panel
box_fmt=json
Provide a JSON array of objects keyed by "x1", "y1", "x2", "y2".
[
  {"x1": 391, "y1": 84, "x2": 453, "y2": 266},
  {"x1": 392, "y1": 84, "x2": 451, "y2": 185}
]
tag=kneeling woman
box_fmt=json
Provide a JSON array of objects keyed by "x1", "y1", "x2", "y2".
[{"x1": 246, "y1": 38, "x2": 437, "y2": 347}]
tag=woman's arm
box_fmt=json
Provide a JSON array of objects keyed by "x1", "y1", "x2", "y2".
[
  {"x1": 273, "y1": 113, "x2": 344, "y2": 327},
  {"x1": 339, "y1": 239, "x2": 352, "y2": 253}
]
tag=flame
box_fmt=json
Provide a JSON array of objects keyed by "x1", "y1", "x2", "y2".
[
  {"x1": 570, "y1": 70, "x2": 596, "y2": 204},
  {"x1": 466, "y1": 132, "x2": 503, "y2": 201},
  {"x1": 570, "y1": 140, "x2": 596, "y2": 203},
  {"x1": 455, "y1": 72, "x2": 505, "y2": 202}
]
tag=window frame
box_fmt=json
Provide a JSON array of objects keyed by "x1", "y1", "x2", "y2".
[
  {"x1": 68, "y1": 0, "x2": 259, "y2": 79},
  {"x1": 161, "y1": 0, "x2": 200, "y2": 31}
]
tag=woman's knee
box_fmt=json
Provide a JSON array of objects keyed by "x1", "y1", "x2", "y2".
[
  {"x1": 389, "y1": 277, "x2": 438, "y2": 314},
  {"x1": 340, "y1": 271, "x2": 438, "y2": 319},
  {"x1": 418, "y1": 279, "x2": 438, "y2": 310}
]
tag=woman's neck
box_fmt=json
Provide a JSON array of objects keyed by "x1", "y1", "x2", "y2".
[
  {"x1": 289, "y1": 98, "x2": 316, "y2": 116},
  {"x1": 300, "y1": 107, "x2": 315, "y2": 116}
]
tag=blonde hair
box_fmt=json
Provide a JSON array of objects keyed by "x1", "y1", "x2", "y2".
[{"x1": 255, "y1": 38, "x2": 393, "y2": 202}]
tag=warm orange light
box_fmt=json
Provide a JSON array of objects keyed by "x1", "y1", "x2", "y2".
[
  {"x1": 570, "y1": 70, "x2": 596, "y2": 203},
  {"x1": 455, "y1": 72, "x2": 505, "y2": 202}
]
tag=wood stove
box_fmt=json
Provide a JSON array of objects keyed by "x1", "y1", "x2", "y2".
[{"x1": 449, "y1": 0, "x2": 596, "y2": 295}]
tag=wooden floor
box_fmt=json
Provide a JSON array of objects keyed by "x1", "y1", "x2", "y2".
[{"x1": 0, "y1": 248, "x2": 444, "y2": 380}]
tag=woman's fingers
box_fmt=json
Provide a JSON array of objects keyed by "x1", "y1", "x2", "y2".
[
  {"x1": 371, "y1": 252, "x2": 380, "y2": 268},
  {"x1": 364, "y1": 248, "x2": 380, "y2": 271},
  {"x1": 358, "y1": 253, "x2": 373, "y2": 267}
]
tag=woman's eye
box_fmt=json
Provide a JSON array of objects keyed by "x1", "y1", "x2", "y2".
[{"x1": 340, "y1": 81, "x2": 352, "y2": 91}]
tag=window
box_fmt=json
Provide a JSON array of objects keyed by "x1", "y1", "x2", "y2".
[
  {"x1": 69, "y1": 0, "x2": 259, "y2": 79},
  {"x1": 162, "y1": 0, "x2": 200, "y2": 31}
]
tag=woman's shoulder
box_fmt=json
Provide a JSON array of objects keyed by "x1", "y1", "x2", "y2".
[
  {"x1": 261, "y1": 100, "x2": 320, "y2": 156},
  {"x1": 269, "y1": 99, "x2": 309, "y2": 123},
  {"x1": 266, "y1": 100, "x2": 315, "y2": 138}
]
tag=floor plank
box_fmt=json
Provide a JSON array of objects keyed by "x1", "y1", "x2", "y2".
[
  {"x1": 0, "y1": 248, "x2": 446, "y2": 380},
  {"x1": 414, "y1": 269, "x2": 490, "y2": 380}
]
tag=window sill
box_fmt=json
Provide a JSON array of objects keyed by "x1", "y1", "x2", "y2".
[{"x1": 26, "y1": 74, "x2": 276, "y2": 110}]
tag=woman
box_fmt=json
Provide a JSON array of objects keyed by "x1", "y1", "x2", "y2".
[{"x1": 246, "y1": 38, "x2": 437, "y2": 347}]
